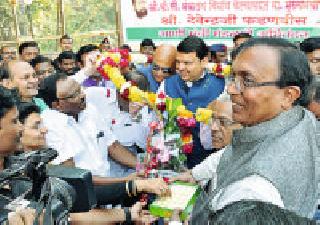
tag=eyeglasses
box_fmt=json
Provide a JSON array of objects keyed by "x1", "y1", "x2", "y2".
[
  {"x1": 228, "y1": 75, "x2": 281, "y2": 93},
  {"x1": 152, "y1": 63, "x2": 172, "y2": 74},
  {"x1": 310, "y1": 58, "x2": 320, "y2": 64}
]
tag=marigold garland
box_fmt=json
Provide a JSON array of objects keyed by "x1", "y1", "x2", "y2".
[
  {"x1": 97, "y1": 49, "x2": 219, "y2": 156},
  {"x1": 96, "y1": 49, "x2": 215, "y2": 124}
]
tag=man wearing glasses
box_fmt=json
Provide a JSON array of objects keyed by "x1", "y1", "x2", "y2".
[
  {"x1": 172, "y1": 100, "x2": 238, "y2": 184},
  {"x1": 190, "y1": 38, "x2": 318, "y2": 223},
  {"x1": 165, "y1": 36, "x2": 225, "y2": 169},
  {"x1": 138, "y1": 44, "x2": 176, "y2": 93}
]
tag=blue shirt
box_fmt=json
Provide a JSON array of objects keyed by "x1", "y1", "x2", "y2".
[
  {"x1": 164, "y1": 72, "x2": 225, "y2": 112},
  {"x1": 136, "y1": 64, "x2": 160, "y2": 93},
  {"x1": 165, "y1": 72, "x2": 225, "y2": 168}
]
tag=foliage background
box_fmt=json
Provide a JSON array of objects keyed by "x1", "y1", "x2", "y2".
[{"x1": 0, "y1": 0, "x2": 117, "y2": 53}]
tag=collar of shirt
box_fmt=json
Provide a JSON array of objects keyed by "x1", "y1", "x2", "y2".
[{"x1": 185, "y1": 71, "x2": 206, "y2": 87}]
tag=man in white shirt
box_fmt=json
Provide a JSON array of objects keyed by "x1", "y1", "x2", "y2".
[{"x1": 41, "y1": 75, "x2": 137, "y2": 179}]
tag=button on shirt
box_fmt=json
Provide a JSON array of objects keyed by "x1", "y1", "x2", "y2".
[{"x1": 41, "y1": 104, "x2": 115, "y2": 177}]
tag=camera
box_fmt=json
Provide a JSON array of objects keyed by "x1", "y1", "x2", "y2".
[{"x1": 0, "y1": 148, "x2": 96, "y2": 224}]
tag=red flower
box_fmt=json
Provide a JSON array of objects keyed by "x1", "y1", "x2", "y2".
[
  {"x1": 147, "y1": 146, "x2": 153, "y2": 153},
  {"x1": 156, "y1": 102, "x2": 166, "y2": 112},
  {"x1": 119, "y1": 58, "x2": 129, "y2": 68},
  {"x1": 182, "y1": 143, "x2": 193, "y2": 154},
  {"x1": 216, "y1": 64, "x2": 223, "y2": 73},
  {"x1": 120, "y1": 88, "x2": 129, "y2": 100},
  {"x1": 163, "y1": 177, "x2": 169, "y2": 183},
  {"x1": 120, "y1": 49, "x2": 129, "y2": 59},
  {"x1": 149, "y1": 121, "x2": 159, "y2": 130},
  {"x1": 177, "y1": 117, "x2": 187, "y2": 127},
  {"x1": 147, "y1": 55, "x2": 153, "y2": 63},
  {"x1": 106, "y1": 57, "x2": 117, "y2": 67},
  {"x1": 158, "y1": 92, "x2": 166, "y2": 99}
]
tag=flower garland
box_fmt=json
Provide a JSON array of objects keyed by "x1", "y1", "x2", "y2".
[
  {"x1": 207, "y1": 62, "x2": 231, "y2": 78},
  {"x1": 96, "y1": 50, "x2": 214, "y2": 125},
  {"x1": 96, "y1": 49, "x2": 216, "y2": 156}
]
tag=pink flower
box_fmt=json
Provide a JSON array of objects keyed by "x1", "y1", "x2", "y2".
[
  {"x1": 119, "y1": 58, "x2": 129, "y2": 68},
  {"x1": 186, "y1": 118, "x2": 196, "y2": 127},
  {"x1": 149, "y1": 121, "x2": 159, "y2": 130},
  {"x1": 182, "y1": 143, "x2": 193, "y2": 154}
]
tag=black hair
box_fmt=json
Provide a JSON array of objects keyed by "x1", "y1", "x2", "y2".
[
  {"x1": 120, "y1": 44, "x2": 132, "y2": 52},
  {"x1": 58, "y1": 51, "x2": 76, "y2": 63},
  {"x1": 60, "y1": 34, "x2": 72, "y2": 43},
  {"x1": 300, "y1": 37, "x2": 320, "y2": 53},
  {"x1": 233, "y1": 37, "x2": 313, "y2": 107},
  {"x1": 101, "y1": 37, "x2": 109, "y2": 44},
  {"x1": 30, "y1": 55, "x2": 51, "y2": 68},
  {"x1": 233, "y1": 32, "x2": 252, "y2": 43},
  {"x1": 177, "y1": 35, "x2": 209, "y2": 60},
  {"x1": 125, "y1": 70, "x2": 149, "y2": 91},
  {"x1": 18, "y1": 41, "x2": 39, "y2": 55},
  {"x1": 0, "y1": 86, "x2": 16, "y2": 120},
  {"x1": 76, "y1": 44, "x2": 99, "y2": 65},
  {"x1": 140, "y1": 38, "x2": 156, "y2": 49},
  {"x1": 209, "y1": 200, "x2": 315, "y2": 225},
  {"x1": 18, "y1": 102, "x2": 40, "y2": 123},
  {"x1": 37, "y1": 73, "x2": 66, "y2": 107}
]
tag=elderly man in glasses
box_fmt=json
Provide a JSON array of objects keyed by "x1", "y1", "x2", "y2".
[
  {"x1": 172, "y1": 100, "x2": 239, "y2": 182},
  {"x1": 188, "y1": 38, "x2": 319, "y2": 223}
]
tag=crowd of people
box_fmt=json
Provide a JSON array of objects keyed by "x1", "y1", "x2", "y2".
[{"x1": 0, "y1": 32, "x2": 319, "y2": 224}]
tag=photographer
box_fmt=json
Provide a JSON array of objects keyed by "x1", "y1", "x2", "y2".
[{"x1": 0, "y1": 85, "x2": 35, "y2": 224}]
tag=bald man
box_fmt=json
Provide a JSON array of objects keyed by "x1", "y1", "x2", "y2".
[
  {"x1": 5, "y1": 60, "x2": 48, "y2": 111},
  {"x1": 6, "y1": 61, "x2": 38, "y2": 101},
  {"x1": 138, "y1": 44, "x2": 176, "y2": 92}
]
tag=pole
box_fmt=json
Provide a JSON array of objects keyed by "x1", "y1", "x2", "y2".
[
  {"x1": 115, "y1": 0, "x2": 123, "y2": 47},
  {"x1": 11, "y1": 0, "x2": 20, "y2": 50}
]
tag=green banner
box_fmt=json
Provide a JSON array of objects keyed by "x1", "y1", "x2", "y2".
[{"x1": 127, "y1": 27, "x2": 320, "y2": 41}]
